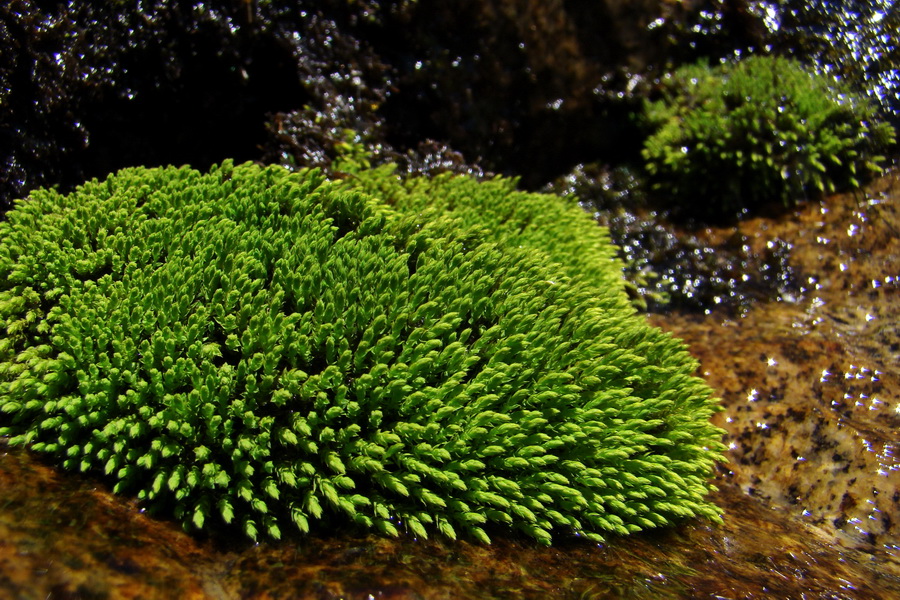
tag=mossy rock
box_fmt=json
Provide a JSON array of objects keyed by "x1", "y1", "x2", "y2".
[{"x1": 0, "y1": 160, "x2": 725, "y2": 544}]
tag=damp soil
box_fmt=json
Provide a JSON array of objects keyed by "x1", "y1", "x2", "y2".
[{"x1": 2, "y1": 172, "x2": 899, "y2": 599}]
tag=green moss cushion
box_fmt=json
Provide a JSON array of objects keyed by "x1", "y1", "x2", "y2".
[{"x1": 0, "y1": 161, "x2": 724, "y2": 544}]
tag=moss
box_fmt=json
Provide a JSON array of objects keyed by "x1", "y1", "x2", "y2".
[
  {"x1": 336, "y1": 142, "x2": 662, "y2": 312},
  {"x1": 334, "y1": 162, "x2": 630, "y2": 308},
  {"x1": 0, "y1": 160, "x2": 725, "y2": 544},
  {"x1": 642, "y1": 55, "x2": 896, "y2": 216}
]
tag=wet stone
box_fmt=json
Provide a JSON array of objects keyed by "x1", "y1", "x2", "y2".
[{"x1": 649, "y1": 170, "x2": 900, "y2": 574}]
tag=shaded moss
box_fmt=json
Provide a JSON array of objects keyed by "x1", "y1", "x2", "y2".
[
  {"x1": 641, "y1": 56, "x2": 895, "y2": 217},
  {"x1": 0, "y1": 160, "x2": 725, "y2": 544}
]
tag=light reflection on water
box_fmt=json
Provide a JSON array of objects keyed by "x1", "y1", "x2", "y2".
[
  {"x1": 751, "y1": 0, "x2": 899, "y2": 118},
  {"x1": 662, "y1": 170, "x2": 900, "y2": 566}
]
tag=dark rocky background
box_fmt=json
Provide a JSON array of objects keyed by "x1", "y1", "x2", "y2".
[{"x1": 3, "y1": 0, "x2": 895, "y2": 213}]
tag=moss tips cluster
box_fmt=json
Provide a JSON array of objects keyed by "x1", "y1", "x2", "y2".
[{"x1": 0, "y1": 160, "x2": 725, "y2": 544}]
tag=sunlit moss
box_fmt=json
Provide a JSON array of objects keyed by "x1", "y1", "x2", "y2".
[
  {"x1": 333, "y1": 162, "x2": 630, "y2": 308},
  {"x1": 0, "y1": 160, "x2": 725, "y2": 544},
  {"x1": 642, "y1": 55, "x2": 896, "y2": 215}
]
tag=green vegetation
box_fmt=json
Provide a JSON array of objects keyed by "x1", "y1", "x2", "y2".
[
  {"x1": 642, "y1": 55, "x2": 896, "y2": 214},
  {"x1": 333, "y1": 162, "x2": 629, "y2": 306},
  {"x1": 0, "y1": 161, "x2": 725, "y2": 544}
]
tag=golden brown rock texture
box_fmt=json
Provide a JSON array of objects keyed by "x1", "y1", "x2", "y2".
[{"x1": 651, "y1": 170, "x2": 900, "y2": 561}]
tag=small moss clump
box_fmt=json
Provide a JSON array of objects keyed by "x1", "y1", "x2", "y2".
[
  {"x1": 0, "y1": 161, "x2": 725, "y2": 544},
  {"x1": 642, "y1": 55, "x2": 896, "y2": 215}
]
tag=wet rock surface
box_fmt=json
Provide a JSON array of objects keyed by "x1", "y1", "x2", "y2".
[
  {"x1": 648, "y1": 170, "x2": 900, "y2": 566},
  {"x1": 4, "y1": 1, "x2": 894, "y2": 211},
  {"x1": 0, "y1": 0, "x2": 390, "y2": 212},
  {"x1": 1, "y1": 448, "x2": 897, "y2": 599},
  {"x1": 546, "y1": 162, "x2": 800, "y2": 314},
  {"x1": 2, "y1": 172, "x2": 899, "y2": 599}
]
